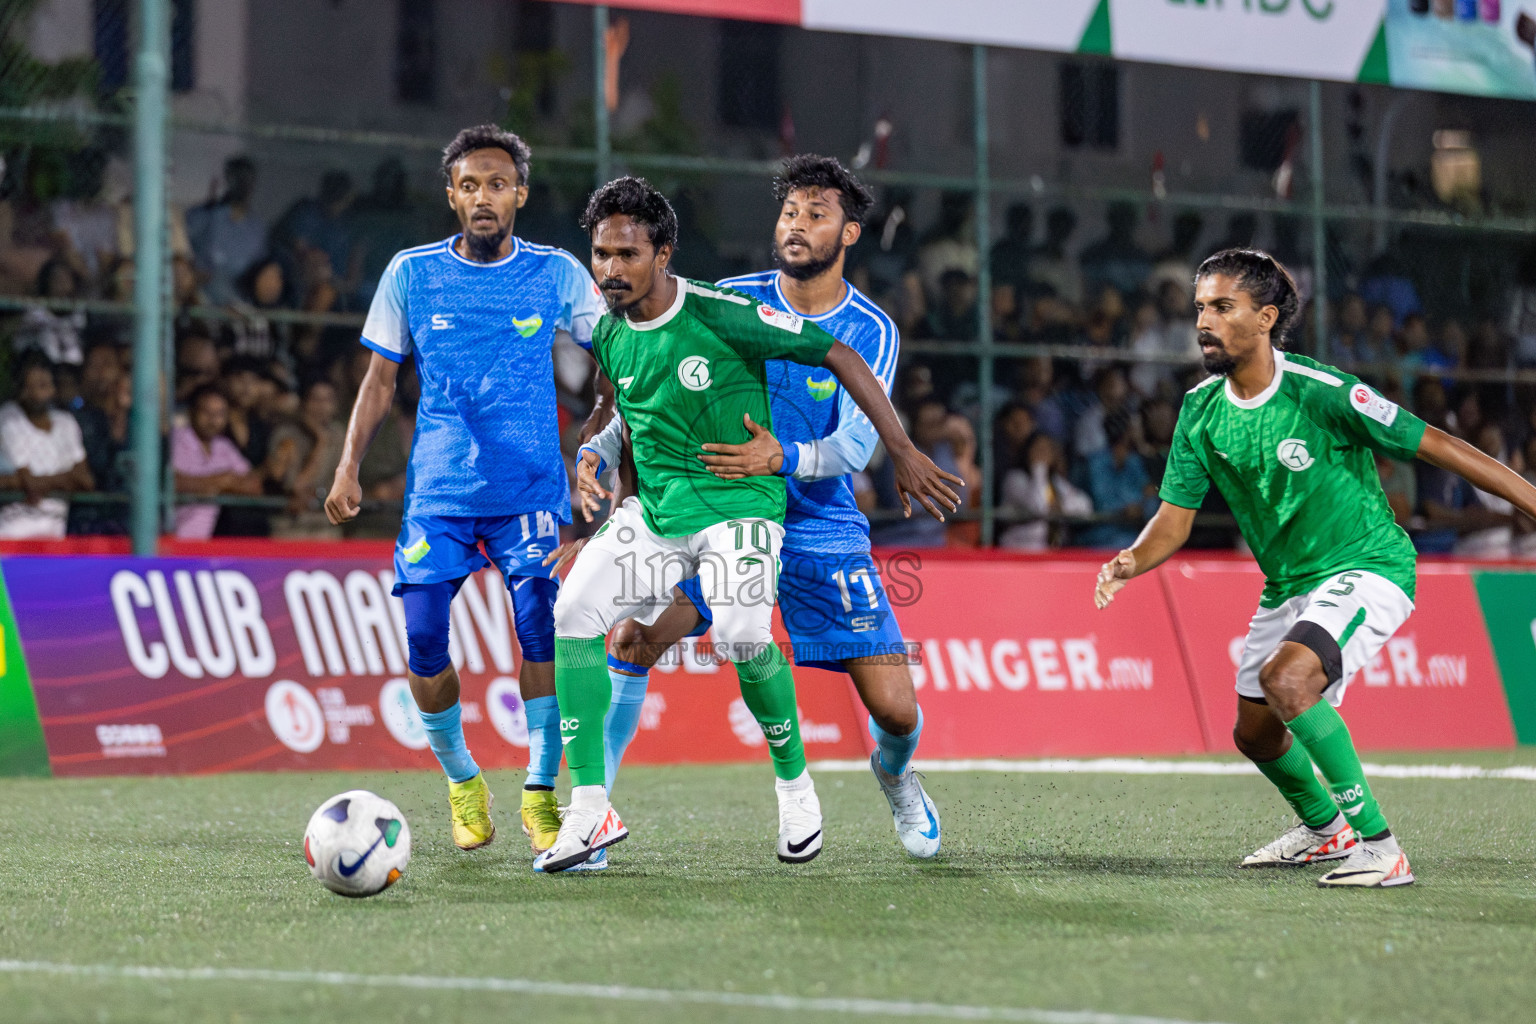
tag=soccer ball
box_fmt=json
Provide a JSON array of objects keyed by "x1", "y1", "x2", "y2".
[{"x1": 303, "y1": 790, "x2": 412, "y2": 897}]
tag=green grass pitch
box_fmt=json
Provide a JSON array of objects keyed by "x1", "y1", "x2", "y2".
[{"x1": 2, "y1": 755, "x2": 1534, "y2": 1024}]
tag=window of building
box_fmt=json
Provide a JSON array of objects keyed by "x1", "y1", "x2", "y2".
[
  {"x1": 395, "y1": 0, "x2": 437, "y2": 105},
  {"x1": 1059, "y1": 61, "x2": 1119, "y2": 151},
  {"x1": 718, "y1": 20, "x2": 780, "y2": 131}
]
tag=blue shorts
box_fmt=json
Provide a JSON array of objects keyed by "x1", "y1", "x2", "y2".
[
  {"x1": 677, "y1": 548, "x2": 907, "y2": 673},
  {"x1": 392, "y1": 512, "x2": 561, "y2": 595}
]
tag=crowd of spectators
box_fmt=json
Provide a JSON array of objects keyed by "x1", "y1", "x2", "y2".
[
  {"x1": 0, "y1": 152, "x2": 435, "y2": 540},
  {"x1": 3, "y1": 153, "x2": 1536, "y2": 557}
]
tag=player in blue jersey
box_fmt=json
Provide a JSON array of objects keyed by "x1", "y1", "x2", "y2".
[
  {"x1": 571, "y1": 156, "x2": 940, "y2": 863},
  {"x1": 325, "y1": 125, "x2": 605, "y2": 860}
]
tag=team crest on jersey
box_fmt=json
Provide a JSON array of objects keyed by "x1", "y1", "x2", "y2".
[
  {"x1": 678, "y1": 355, "x2": 712, "y2": 391},
  {"x1": 511, "y1": 313, "x2": 544, "y2": 338},
  {"x1": 806, "y1": 376, "x2": 836, "y2": 401},
  {"x1": 757, "y1": 304, "x2": 804, "y2": 334},
  {"x1": 1277, "y1": 438, "x2": 1315, "y2": 472},
  {"x1": 1350, "y1": 384, "x2": 1399, "y2": 426}
]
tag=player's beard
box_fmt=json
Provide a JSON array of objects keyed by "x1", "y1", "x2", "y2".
[
  {"x1": 774, "y1": 236, "x2": 843, "y2": 282},
  {"x1": 1200, "y1": 332, "x2": 1238, "y2": 376},
  {"x1": 463, "y1": 216, "x2": 511, "y2": 262}
]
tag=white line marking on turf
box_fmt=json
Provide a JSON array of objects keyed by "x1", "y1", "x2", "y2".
[
  {"x1": 0, "y1": 960, "x2": 1229, "y2": 1024},
  {"x1": 812, "y1": 758, "x2": 1536, "y2": 781}
]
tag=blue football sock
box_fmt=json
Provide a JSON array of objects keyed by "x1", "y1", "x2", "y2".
[
  {"x1": 604, "y1": 660, "x2": 651, "y2": 797},
  {"x1": 523, "y1": 693, "x2": 561, "y2": 789},
  {"x1": 869, "y1": 704, "x2": 923, "y2": 776},
  {"x1": 418, "y1": 702, "x2": 480, "y2": 784}
]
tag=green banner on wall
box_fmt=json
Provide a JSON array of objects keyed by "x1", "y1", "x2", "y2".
[
  {"x1": 1473, "y1": 570, "x2": 1536, "y2": 744},
  {"x1": 0, "y1": 562, "x2": 50, "y2": 776}
]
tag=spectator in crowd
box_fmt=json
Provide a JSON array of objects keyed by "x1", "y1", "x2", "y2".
[
  {"x1": 1508, "y1": 243, "x2": 1536, "y2": 366},
  {"x1": 1028, "y1": 207, "x2": 1081, "y2": 305},
  {"x1": 1079, "y1": 202, "x2": 1151, "y2": 300},
  {"x1": 171, "y1": 386, "x2": 263, "y2": 540},
  {"x1": 185, "y1": 155, "x2": 268, "y2": 306},
  {"x1": 79, "y1": 336, "x2": 125, "y2": 412},
  {"x1": 0, "y1": 354, "x2": 92, "y2": 539},
  {"x1": 1451, "y1": 422, "x2": 1518, "y2": 557},
  {"x1": 13, "y1": 257, "x2": 87, "y2": 366},
  {"x1": 916, "y1": 191, "x2": 978, "y2": 304},
  {"x1": 1081, "y1": 413, "x2": 1154, "y2": 550},
  {"x1": 49, "y1": 148, "x2": 118, "y2": 289},
  {"x1": 989, "y1": 203, "x2": 1034, "y2": 302},
  {"x1": 174, "y1": 329, "x2": 222, "y2": 408},
  {"x1": 1358, "y1": 249, "x2": 1423, "y2": 327},
  {"x1": 1145, "y1": 210, "x2": 1203, "y2": 302},
  {"x1": 271, "y1": 169, "x2": 358, "y2": 304},
  {"x1": 224, "y1": 257, "x2": 292, "y2": 365},
  {"x1": 1074, "y1": 365, "x2": 1134, "y2": 459},
  {"x1": 1138, "y1": 397, "x2": 1177, "y2": 486},
  {"x1": 70, "y1": 370, "x2": 132, "y2": 536},
  {"x1": 871, "y1": 398, "x2": 968, "y2": 549},
  {"x1": 992, "y1": 401, "x2": 1037, "y2": 499},
  {"x1": 1329, "y1": 293, "x2": 1369, "y2": 365},
  {"x1": 266, "y1": 379, "x2": 344, "y2": 538},
  {"x1": 1128, "y1": 280, "x2": 1199, "y2": 397},
  {"x1": 997, "y1": 433, "x2": 1091, "y2": 550},
  {"x1": 350, "y1": 157, "x2": 419, "y2": 308},
  {"x1": 1017, "y1": 356, "x2": 1070, "y2": 443}
]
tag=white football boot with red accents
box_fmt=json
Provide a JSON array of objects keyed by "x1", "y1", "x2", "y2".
[
  {"x1": 533, "y1": 786, "x2": 627, "y2": 874},
  {"x1": 1317, "y1": 834, "x2": 1415, "y2": 888},
  {"x1": 1241, "y1": 817, "x2": 1356, "y2": 867}
]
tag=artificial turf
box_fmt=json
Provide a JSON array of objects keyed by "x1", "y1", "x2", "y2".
[{"x1": 2, "y1": 754, "x2": 1534, "y2": 1024}]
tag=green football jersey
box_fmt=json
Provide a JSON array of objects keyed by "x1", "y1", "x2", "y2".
[
  {"x1": 1160, "y1": 350, "x2": 1427, "y2": 607},
  {"x1": 590, "y1": 277, "x2": 837, "y2": 537}
]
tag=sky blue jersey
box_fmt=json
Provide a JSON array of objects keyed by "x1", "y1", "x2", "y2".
[
  {"x1": 715, "y1": 271, "x2": 900, "y2": 554},
  {"x1": 361, "y1": 235, "x2": 605, "y2": 520}
]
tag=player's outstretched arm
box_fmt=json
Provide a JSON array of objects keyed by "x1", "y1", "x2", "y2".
[
  {"x1": 1094, "y1": 502, "x2": 1196, "y2": 609},
  {"x1": 325, "y1": 352, "x2": 399, "y2": 525},
  {"x1": 822, "y1": 340, "x2": 962, "y2": 521},
  {"x1": 1417, "y1": 425, "x2": 1536, "y2": 522}
]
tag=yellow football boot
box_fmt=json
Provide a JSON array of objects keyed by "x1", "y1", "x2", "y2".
[
  {"x1": 521, "y1": 788, "x2": 563, "y2": 853},
  {"x1": 447, "y1": 773, "x2": 496, "y2": 850}
]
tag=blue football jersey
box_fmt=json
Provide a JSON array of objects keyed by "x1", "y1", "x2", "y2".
[
  {"x1": 715, "y1": 271, "x2": 899, "y2": 554},
  {"x1": 362, "y1": 235, "x2": 605, "y2": 520}
]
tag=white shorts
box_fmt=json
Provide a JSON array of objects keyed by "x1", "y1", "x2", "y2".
[
  {"x1": 1235, "y1": 570, "x2": 1415, "y2": 707},
  {"x1": 554, "y1": 497, "x2": 784, "y2": 663}
]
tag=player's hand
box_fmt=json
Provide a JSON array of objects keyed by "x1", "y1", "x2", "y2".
[
  {"x1": 889, "y1": 443, "x2": 964, "y2": 522},
  {"x1": 575, "y1": 449, "x2": 612, "y2": 523},
  {"x1": 542, "y1": 537, "x2": 587, "y2": 575},
  {"x1": 324, "y1": 471, "x2": 362, "y2": 525},
  {"x1": 698, "y1": 414, "x2": 784, "y2": 479},
  {"x1": 1094, "y1": 549, "x2": 1137, "y2": 610}
]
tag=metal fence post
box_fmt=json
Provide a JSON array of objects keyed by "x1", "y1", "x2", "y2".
[
  {"x1": 973, "y1": 45, "x2": 995, "y2": 546},
  {"x1": 131, "y1": 0, "x2": 169, "y2": 555},
  {"x1": 1309, "y1": 79, "x2": 1328, "y2": 357},
  {"x1": 594, "y1": 5, "x2": 611, "y2": 186}
]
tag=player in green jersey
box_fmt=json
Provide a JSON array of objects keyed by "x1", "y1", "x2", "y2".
[
  {"x1": 535, "y1": 177, "x2": 962, "y2": 873},
  {"x1": 1094, "y1": 249, "x2": 1536, "y2": 888}
]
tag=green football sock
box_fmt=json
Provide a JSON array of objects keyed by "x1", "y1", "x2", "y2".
[
  {"x1": 555, "y1": 637, "x2": 610, "y2": 789},
  {"x1": 1254, "y1": 741, "x2": 1337, "y2": 830},
  {"x1": 1285, "y1": 701, "x2": 1389, "y2": 838},
  {"x1": 735, "y1": 644, "x2": 806, "y2": 781}
]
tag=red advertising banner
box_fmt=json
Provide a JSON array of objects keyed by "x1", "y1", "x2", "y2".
[
  {"x1": 4, "y1": 552, "x2": 1517, "y2": 777},
  {"x1": 890, "y1": 560, "x2": 1208, "y2": 758},
  {"x1": 1161, "y1": 559, "x2": 1515, "y2": 752}
]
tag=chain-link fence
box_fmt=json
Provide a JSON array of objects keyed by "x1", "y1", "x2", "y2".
[{"x1": 4, "y1": 1, "x2": 1536, "y2": 554}]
